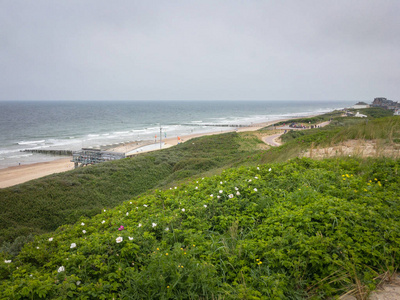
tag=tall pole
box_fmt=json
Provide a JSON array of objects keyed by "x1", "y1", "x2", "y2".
[{"x1": 160, "y1": 124, "x2": 162, "y2": 149}]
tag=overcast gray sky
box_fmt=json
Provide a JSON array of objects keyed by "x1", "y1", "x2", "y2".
[{"x1": 1, "y1": 0, "x2": 399, "y2": 101}]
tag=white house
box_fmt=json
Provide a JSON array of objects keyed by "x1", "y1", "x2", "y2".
[
  {"x1": 355, "y1": 112, "x2": 367, "y2": 118},
  {"x1": 351, "y1": 102, "x2": 370, "y2": 109},
  {"x1": 394, "y1": 109, "x2": 400, "y2": 116}
]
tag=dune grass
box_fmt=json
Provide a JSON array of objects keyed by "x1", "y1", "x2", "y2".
[
  {"x1": 0, "y1": 132, "x2": 266, "y2": 246},
  {"x1": 1, "y1": 157, "x2": 400, "y2": 299}
]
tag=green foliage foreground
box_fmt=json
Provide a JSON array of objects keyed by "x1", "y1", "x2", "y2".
[{"x1": 1, "y1": 158, "x2": 400, "y2": 299}]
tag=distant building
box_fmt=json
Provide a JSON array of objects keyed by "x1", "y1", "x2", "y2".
[
  {"x1": 355, "y1": 111, "x2": 367, "y2": 118},
  {"x1": 351, "y1": 102, "x2": 369, "y2": 109},
  {"x1": 394, "y1": 109, "x2": 400, "y2": 116},
  {"x1": 372, "y1": 97, "x2": 400, "y2": 110}
]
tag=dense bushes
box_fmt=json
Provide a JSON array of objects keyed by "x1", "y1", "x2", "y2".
[
  {"x1": 0, "y1": 132, "x2": 265, "y2": 246},
  {"x1": 1, "y1": 158, "x2": 399, "y2": 299}
]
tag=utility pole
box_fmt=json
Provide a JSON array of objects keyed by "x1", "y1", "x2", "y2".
[{"x1": 159, "y1": 124, "x2": 162, "y2": 149}]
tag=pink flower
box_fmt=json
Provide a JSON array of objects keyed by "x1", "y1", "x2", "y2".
[{"x1": 118, "y1": 226, "x2": 124, "y2": 231}]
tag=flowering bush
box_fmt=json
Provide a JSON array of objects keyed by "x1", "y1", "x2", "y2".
[{"x1": 1, "y1": 158, "x2": 400, "y2": 299}]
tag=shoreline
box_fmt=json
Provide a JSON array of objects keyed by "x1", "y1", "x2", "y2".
[{"x1": 0, "y1": 117, "x2": 296, "y2": 189}]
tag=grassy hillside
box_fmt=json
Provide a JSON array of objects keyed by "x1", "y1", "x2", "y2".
[
  {"x1": 1, "y1": 158, "x2": 399, "y2": 299},
  {"x1": 0, "y1": 132, "x2": 266, "y2": 246}
]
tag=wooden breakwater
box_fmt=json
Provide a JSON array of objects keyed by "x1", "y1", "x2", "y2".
[{"x1": 22, "y1": 149, "x2": 73, "y2": 156}]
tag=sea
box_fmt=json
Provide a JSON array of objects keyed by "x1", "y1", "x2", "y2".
[{"x1": 0, "y1": 100, "x2": 354, "y2": 169}]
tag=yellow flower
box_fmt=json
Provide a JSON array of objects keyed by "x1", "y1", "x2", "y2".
[
  {"x1": 180, "y1": 248, "x2": 183, "y2": 250},
  {"x1": 181, "y1": 266, "x2": 184, "y2": 268},
  {"x1": 256, "y1": 259, "x2": 259, "y2": 261},
  {"x1": 166, "y1": 253, "x2": 168, "y2": 256},
  {"x1": 193, "y1": 245, "x2": 195, "y2": 247},
  {"x1": 346, "y1": 174, "x2": 349, "y2": 177},
  {"x1": 184, "y1": 252, "x2": 186, "y2": 255},
  {"x1": 157, "y1": 248, "x2": 159, "y2": 251},
  {"x1": 167, "y1": 286, "x2": 170, "y2": 289}
]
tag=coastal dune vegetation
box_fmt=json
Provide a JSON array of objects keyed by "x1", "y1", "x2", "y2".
[{"x1": 1, "y1": 108, "x2": 400, "y2": 299}]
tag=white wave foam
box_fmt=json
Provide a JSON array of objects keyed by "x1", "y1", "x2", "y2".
[
  {"x1": 18, "y1": 140, "x2": 45, "y2": 145},
  {"x1": 9, "y1": 153, "x2": 33, "y2": 159},
  {"x1": 0, "y1": 149, "x2": 20, "y2": 155}
]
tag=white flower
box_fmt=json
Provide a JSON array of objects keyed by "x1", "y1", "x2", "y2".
[
  {"x1": 136, "y1": 207, "x2": 138, "y2": 209},
  {"x1": 210, "y1": 194, "x2": 213, "y2": 197},
  {"x1": 255, "y1": 176, "x2": 258, "y2": 179},
  {"x1": 101, "y1": 220, "x2": 105, "y2": 224},
  {"x1": 165, "y1": 227, "x2": 169, "y2": 231},
  {"x1": 248, "y1": 179, "x2": 252, "y2": 182},
  {"x1": 228, "y1": 194, "x2": 234, "y2": 198},
  {"x1": 126, "y1": 212, "x2": 129, "y2": 216},
  {"x1": 174, "y1": 187, "x2": 177, "y2": 189},
  {"x1": 195, "y1": 186, "x2": 198, "y2": 189},
  {"x1": 36, "y1": 247, "x2": 39, "y2": 249},
  {"x1": 235, "y1": 187, "x2": 239, "y2": 190},
  {"x1": 103, "y1": 209, "x2": 106, "y2": 212},
  {"x1": 170, "y1": 187, "x2": 172, "y2": 190},
  {"x1": 182, "y1": 208, "x2": 185, "y2": 212},
  {"x1": 130, "y1": 201, "x2": 132, "y2": 204},
  {"x1": 217, "y1": 196, "x2": 221, "y2": 199},
  {"x1": 254, "y1": 188, "x2": 258, "y2": 192},
  {"x1": 268, "y1": 168, "x2": 272, "y2": 172},
  {"x1": 257, "y1": 167, "x2": 260, "y2": 170},
  {"x1": 82, "y1": 230, "x2": 86, "y2": 234},
  {"x1": 48, "y1": 237, "x2": 53, "y2": 242},
  {"x1": 196, "y1": 181, "x2": 198, "y2": 183},
  {"x1": 81, "y1": 222, "x2": 85, "y2": 226},
  {"x1": 58, "y1": 266, "x2": 65, "y2": 273},
  {"x1": 220, "y1": 181, "x2": 223, "y2": 184},
  {"x1": 116, "y1": 236, "x2": 123, "y2": 243},
  {"x1": 219, "y1": 190, "x2": 223, "y2": 194},
  {"x1": 204, "y1": 204, "x2": 207, "y2": 208},
  {"x1": 143, "y1": 204, "x2": 148, "y2": 207},
  {"x1": 129, "y1": 237, "x2": 134, "y2": 240},
  {"x1": 76, "y1": 281, "x2": 81, "y2": 286},
  {"x1": 70, "y1": 243, "x2": 76, "y2": 249},
  {"x1": 152, "y1": 223, "x2": 157, "y2": 227},
  {"x1": 236, "y1": 191, "x2": 240, "y2": 196},
  {"x1": 138, "y1": 223, "x2": 142, "y2": 227},
  {"x1": 4, "y1": 260, "x2": 11, "y2": 263}
]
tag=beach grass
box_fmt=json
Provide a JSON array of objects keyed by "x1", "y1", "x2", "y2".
[
  {"x1": 0, "y1": 132, "x2": 266, "y2": 246},
  {"x1": 1, "y1": 157, "x2": 400, "y2": 299}
]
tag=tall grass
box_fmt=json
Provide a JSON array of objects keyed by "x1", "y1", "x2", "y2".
[{"x1": 0, "y1": 132, "x2": 265, "y2": 246}]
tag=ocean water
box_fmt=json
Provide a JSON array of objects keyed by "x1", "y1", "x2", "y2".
[{"x1": 0, "y1": 100, "x2": 354, "y2": 169}]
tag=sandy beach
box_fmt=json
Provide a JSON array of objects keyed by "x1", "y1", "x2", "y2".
[{"x1": 0, "y1": 119, "x2": 282, "y2": 189}]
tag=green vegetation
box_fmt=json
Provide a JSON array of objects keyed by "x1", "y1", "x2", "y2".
[
  {"x1": 1, "y1": 158, "x2": 400, "y2": 299},
  {"x1": 0, "y1": 132, "x2": 266, "y2": 246},
  {"x1": 271, "y1": 110, "x2": 343, "y2": 127},
  {"x1": 1, "y1": 108, "x2": 400, "y2": 298}
]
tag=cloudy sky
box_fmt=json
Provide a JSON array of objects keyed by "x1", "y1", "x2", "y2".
[{"x1": 1, "y1": 1, "x2": 399, "y2": 101}]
